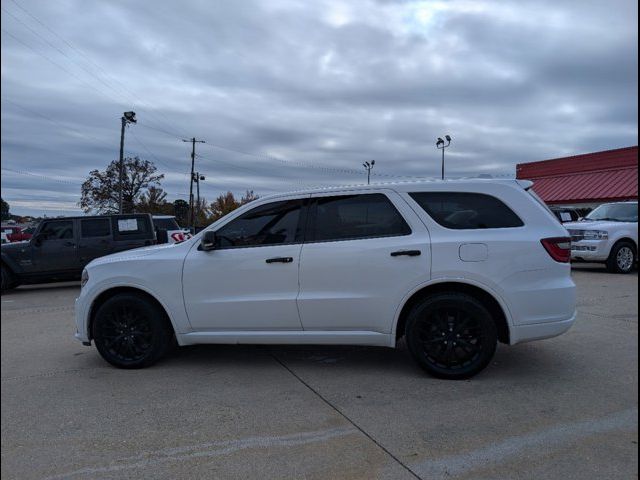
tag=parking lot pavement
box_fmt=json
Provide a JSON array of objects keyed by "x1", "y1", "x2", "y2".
[{"x1": 1, "y1": 266, "x2": 637, "y2": 480}]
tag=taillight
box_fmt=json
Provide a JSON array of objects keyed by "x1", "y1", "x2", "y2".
[{"x1": 541, "y1": 237, "x2": 571, "y2": 263}]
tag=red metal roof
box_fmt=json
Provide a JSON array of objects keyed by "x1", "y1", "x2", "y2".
[{"x1": 516, "y1": 146, "x2": 638, "y2": 204}]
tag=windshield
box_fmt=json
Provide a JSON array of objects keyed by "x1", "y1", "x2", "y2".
[
  {"x1": 584, "y1": 203, "x2": 638, "y2": 222},
  {"x1": 153, "y1": 218, "x2": 181, "y2": 230}
]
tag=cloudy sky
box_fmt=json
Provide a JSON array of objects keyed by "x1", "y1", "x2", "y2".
[{"x1": 1, "y1": 0, "x2": 637, "y2": 217}]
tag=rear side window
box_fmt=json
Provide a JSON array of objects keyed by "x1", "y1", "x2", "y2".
[
  {"x1": 112, "y1": 216, "x2": 153, "y2": 240},
  {"x1": 309, "y1": 193, "x2": 411, "y2": 242},
  {"x1": 410, "y1": 192, "x2": 524, "y2": 229},
  {"x1": 81, "y1": 219, "x2": 110, "y2": 237},
  {"x1": 215, "y1": 199, "x2": 303, "y2": 248}
]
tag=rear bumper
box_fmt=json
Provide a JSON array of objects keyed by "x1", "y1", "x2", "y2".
[
  {"x1": 509, "y1": 310, "x2": 577, "y2": 344},
  {"x1": 571, "y1": 240, "x2": 610, "y2": 262}
]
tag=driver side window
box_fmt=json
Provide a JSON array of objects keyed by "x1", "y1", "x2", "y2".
[
  {"x1": 215, "y1": 199, "x2": 304, "y2": 249},
  {"x1": 40, "y1": 220, "x2": 74, "y2": 240}
]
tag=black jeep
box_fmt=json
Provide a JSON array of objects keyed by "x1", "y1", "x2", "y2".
[{"x1": 1, "y1": 214, "x2": 156, "y2": 291}]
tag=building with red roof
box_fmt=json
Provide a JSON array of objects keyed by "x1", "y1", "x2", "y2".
[{"x1": 516, "y1": 146, "x2": 638, "y2": 208}]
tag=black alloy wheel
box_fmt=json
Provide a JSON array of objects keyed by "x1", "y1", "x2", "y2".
[
  {"x1": 92, "y1": 293, "x2": 173, "y2": 368},
  {"x1": 406, "y1": 292, "x2": 497, "y2": 379}
]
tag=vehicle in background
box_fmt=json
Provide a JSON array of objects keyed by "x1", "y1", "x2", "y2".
[
  {"x1": 1, "y1": 214, "x2": 156, "y2": 291},
  {"x1": 549, "y1": 206, "x2": 585, "y2": 223},
  {"x1": 1, "y1": 225, "x2": 34, "y2": 243},
  {"x1": 566, "y1": 201, "x2": 638, "y2": 273},
  {"x1": 0, "y1": 232, "x2": 7, "y2": 245},
  {"x1": 152, "y1": 215, "x2": 192, "y2": 244},
  {"x1": 76, "y1": 179, "x2": 576, "y2": 379}
]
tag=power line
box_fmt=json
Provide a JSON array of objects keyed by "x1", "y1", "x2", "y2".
[{"x1": 3, "y1": 2, "x2": 189, "y2": 139}]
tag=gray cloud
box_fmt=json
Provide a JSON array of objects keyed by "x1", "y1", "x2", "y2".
[{"x1": 1, "y1": 0, "x2": 637, "y2": 216}]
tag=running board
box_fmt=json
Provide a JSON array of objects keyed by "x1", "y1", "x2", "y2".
[{"x1": 177, "y1": 330, "x2": 394, "y2": 347}]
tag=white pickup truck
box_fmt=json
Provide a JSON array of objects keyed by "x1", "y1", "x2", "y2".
[{"x1": 565, "y1": 201, "x2": 638, "y2": 273}]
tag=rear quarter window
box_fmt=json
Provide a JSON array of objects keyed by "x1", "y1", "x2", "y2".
[{"x1": 409, "y1": 192, "x2": 524, "y2": 229}]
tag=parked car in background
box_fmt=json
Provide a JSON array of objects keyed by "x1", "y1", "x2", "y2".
[
  {"x1": 75, "y1": 179, "x2": 576, "y2": 379},
  {"x1": 152, "y1": 215, "x2": 192, "y2": 244},
  {"x1": 549, "y1": 206, "x2": 582, "y2": 223},
  {"x1": 1, "y1": 225, "x2": 33, "y2": 243},
  {"x1": 1, "y1": 214, "x2": 156, "y2": 291},
  {"x1": 566, "y1": 201, "x2": 638, "y2": 273},
  {"x1": 0, "y1": 231, "x2": 7, "y2": 245}
]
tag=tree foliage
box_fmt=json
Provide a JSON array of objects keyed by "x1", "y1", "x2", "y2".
[
  {"x1": 209, "y1": 190, "x2": 258, "y2": 221},
  {"x1": 136, "y1": 186, "x2": 172, "y2": 215},
  {"x1": 0, "y1": 197, "x2": 9, "y2": 221},
  {"x1": 79, "y1": 157, "x2": 164, "y2": 214}
]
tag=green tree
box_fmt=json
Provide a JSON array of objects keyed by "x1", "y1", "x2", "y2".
[
  {"x1": 0, "y1": 197, "x2": 9, "y2": 221},
  {"x1": 173, "y1": 199, "x2": 189, "y2": 226},
  {"x1": 79, "y1": 157, "x2": 164, "y2": 214}
]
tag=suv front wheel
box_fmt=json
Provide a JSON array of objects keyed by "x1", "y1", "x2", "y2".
[
  {"x1": 405, "y1": 292, "x2": 498, "y2": 379},
  {"x1": 606, "y1": 241, "x2": 636, "y2": 274},
  {"x1": 92, "y1": 293, "x2": 174, "y2": 368}
]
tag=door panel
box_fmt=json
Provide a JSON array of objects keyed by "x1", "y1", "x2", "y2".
[
  {"x1": 297, "y1": 191, "x2": 431, "y2": 333},
  {"x1": 32, "y1": 220, "x2": 80, "y2": 273},
  {"x1": 78, "y1": 218, "x2": 112, "y2": 267},
  {"x1": 182, "y1": 197, "x2": 307, "y2": 331}
]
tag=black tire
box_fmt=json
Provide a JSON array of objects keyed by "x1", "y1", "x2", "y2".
[
  {"x1": 405, "y1": 292, "x2": 497, "y2": 379},
  {"x1": 92, "y1": 293, "x2": 174, "y2": 369},
  {"x1": 1, "y1": 264, "x2": 17, "y2": 293},
  {"x1": 605, "y1": 241, "x2": 636, "y2": 274}
]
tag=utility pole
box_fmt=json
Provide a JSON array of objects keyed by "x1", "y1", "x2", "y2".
[
  {"x1": 362, "y1": 160, "x2": 375, "y2": 185},
  {"x1": 436, "y1": 135, "x2": 451, "y2": 180},
  {"x1": 118, "y1": 111, "x2": 136, "y2": 213},
  {"x1": 182, "y1": 137, "x2": 205, "y2": 232}
]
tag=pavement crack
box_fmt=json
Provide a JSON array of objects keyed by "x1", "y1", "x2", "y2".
[{"x1": 269, "y1": 350, "x2": 423, "y2": 480}]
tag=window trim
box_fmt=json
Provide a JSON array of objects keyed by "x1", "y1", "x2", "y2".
[
  {"x1": 39, "y1": 219, "x2": 75, "y2": 241},
  {"x1": 304, "y1": 192, "x2": 413, "y2": 244},
  {"x1": 213, "y1": 198, "x2": 309, "y2": 250},
  {"x1": 408, "y1": 191, "x2": 525, "y2": 230}
]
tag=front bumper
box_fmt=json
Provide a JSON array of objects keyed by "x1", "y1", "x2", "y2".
[
  {"x1": 74, "y1": 296, "x2": 90, "y2": 344},
  {"x1": 570, "y1": 239, "x2": 610, "y2": 262}
]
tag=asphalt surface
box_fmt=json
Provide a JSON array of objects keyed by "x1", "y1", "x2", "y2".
[{"x1": 1, "y1": 264, "x2": 637, "y2": 480}]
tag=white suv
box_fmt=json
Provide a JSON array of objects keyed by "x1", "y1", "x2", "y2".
[
  {"x1": 75, "y1": 180, "x2": 576, "y2": 379},
  {"x1": 565, "y1": 202, "x2": 638, "y2": 274}
]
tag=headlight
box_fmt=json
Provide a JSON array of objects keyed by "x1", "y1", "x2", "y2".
[
  {"x1": 80, "y1": 269, "x2": 89, "y2": 288},
  {"x1": 583, "y1": 230, "x2": 608, "y2": 240}
]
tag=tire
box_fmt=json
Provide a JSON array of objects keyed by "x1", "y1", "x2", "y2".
[
  {"x1": 92, "y1": 293, "x2": 174, "y2": 369},
  {"x1": 605, "y1": 241, "x2": 636, "y2": 274},
  {"x1": 405, "y1": 292, "x2": 498, "y2": 380},
  {"x1": 1, "y1": 264, "x2": 17, "y2": 293}
]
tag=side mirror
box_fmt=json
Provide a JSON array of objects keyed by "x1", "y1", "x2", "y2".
[
  {"x1": 33, "y1": 233, "x2": 45, "y2": 247},
  {"x1": 200, "y1": 230, "x2": 217, "y2": 251}
]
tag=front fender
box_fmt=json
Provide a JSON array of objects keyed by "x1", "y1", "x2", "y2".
[{"x1": 1, "y1": 251, "x2": 23, "y2": 275}]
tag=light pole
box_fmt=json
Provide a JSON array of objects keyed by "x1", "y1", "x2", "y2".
[
  {"x1": 363, "y1": 160, "x2": 375, "y2": 185},
  {"x1": 118, "y1": 111, "x2": 136, "y2": 213},
  {"x1": 436, "y1": 134, "x2": 451, "y2": 180},
  {"x1": 194, "y1": 172, "x2": 205, "y2": 229}
]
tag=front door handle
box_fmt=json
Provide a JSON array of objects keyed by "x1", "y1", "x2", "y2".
[
  {"x1": 265, "y1": 257, "x2": 294, "y2": 264},
  {"x1": 390, "y1": 250, "x2": 421, "y2": 257},
  {"x1": 64, "y1": 241, "x2": 76, "y2": 247}
]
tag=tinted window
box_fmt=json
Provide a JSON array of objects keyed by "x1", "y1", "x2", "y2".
[
  {"x1": 153, "y1": 218, "x2": 181, "y2": 230},
  {"x1": 40, "y1": 220, "x2": 74, "y2": 239},
  {"x1": 310, "y1": 193, "x2": 411, "y2": 242},
  {"x1": 216, "y1": 199, "x2": 303, "y2": 248},
  {"x1": 410, "y1": 192, "x2": 524, "y2": 229},
  {"x1": 81, "y1": 219, "x2": 110, "y2": 237}
]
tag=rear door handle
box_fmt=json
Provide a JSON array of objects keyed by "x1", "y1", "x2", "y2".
[
  {"x1": 265, "y1": 257, "x2": 294, "y2": 264},
  {"x1": 390, "y1": 250, "x2": 421, "y2": 257}
]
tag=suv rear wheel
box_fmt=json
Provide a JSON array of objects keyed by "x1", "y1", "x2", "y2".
[
  {"x1": 606, "y1": 241, "x2": 636, "y2": 274},
  {"x1": 92, "y1": 293, "x2": 174, "y2": 368},
  {"x1": 405, "y1": 292, "x2": 498, "y2": 379}
]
